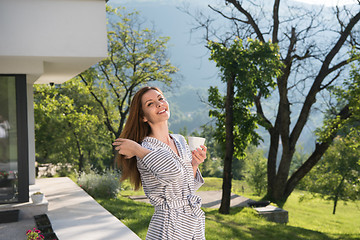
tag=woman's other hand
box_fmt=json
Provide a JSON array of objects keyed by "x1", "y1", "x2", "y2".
[
  {"x1": 191, "y1": 145, "x2": 207, "y2": 168},
  {"x1": 112, "y1": 138, "x2": 150, "y2": 159}
]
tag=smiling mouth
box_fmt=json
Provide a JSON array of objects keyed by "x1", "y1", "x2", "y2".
[{"x1": 158, "y1": 109, "x2": 167, "y2": 114}]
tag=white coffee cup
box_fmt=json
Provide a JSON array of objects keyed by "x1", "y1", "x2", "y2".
[{"x1": 187, "y1": 136, "x2": 206, "y2": 151}]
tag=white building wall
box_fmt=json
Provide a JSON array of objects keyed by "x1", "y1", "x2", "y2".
[{"x1": 0, "y1": 1, "x2": 106, "y2": 57}]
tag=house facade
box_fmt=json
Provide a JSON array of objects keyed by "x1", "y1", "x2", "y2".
[{"x1": 0, "y1": 0, "x2": 108, "y2": 204}]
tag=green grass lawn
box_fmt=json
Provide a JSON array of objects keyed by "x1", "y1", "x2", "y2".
[
  {"x1": 96, "y1": 177, "x2": 360, "y2": 240},
  {"x1": 284, "y1": 191, "x2": 360, "y2": 236}
]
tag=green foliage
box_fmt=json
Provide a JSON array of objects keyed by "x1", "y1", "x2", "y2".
[
  {"x1": 77, "y1": 169, "x2": 121, "y2": 199},
  {"x1": 243, "y1": 145, "x2": 267, "y2": 196},
  {"x1": 209, "y1": 38, "x2": 281, "y2": 99},
  {"x1": 316, "y1": 53, "x2": 360, "y2": 143},
  {"x1": 290, "y1": 145, "x2": 309, "y2": 176},
  {"x1": 231, "y1": 157, "x2": 245, "y2": 180},
  {"x1": 342, "y1": 51, "x2": 360, "y2": 121},
  {"x1": 207, "y1": 38, "x2": 283, "y2": 160},
  {"x1": 34, "y1": 81, "x2": 112, "y2": 170},
  {"x1": 26, "y1": 228, "x2": 44, "y2": 240},
  {"x1": 53, "y1": 164, "x2": 73, "y2": 178},
  {"x1": 299, "y1": 132, "x2": 360, "y2": 214}
]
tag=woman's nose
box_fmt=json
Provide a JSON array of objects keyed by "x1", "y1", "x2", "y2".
[{"x1": 156, "y1": 100, "x2": 163, "y2": 107}]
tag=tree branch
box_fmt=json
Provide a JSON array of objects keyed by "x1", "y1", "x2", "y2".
[
  {"x1": 79, "y1": 74, "x2": 116, "y2": 136},
  {"x1": 99, "y1": 64, "x2": 121, "y2": 100},
  {"x1": 254, "y1": 93, "x2": 273, "y2": 130},
  {"x1": 292, "y1": 49, "x2": 311, "y2": 60},
  {"x1": 277, "y1": 27, "x2": 296, "y2": 143},
  {"x1": 225, "y1": 0, "x2": 265, "y2": 42},
  {"x1": 327, "y1": 57, "x2": 355, "y2": 75},
  {"x1": 319, "y1": 69, "x2": 342, "y2": 90},
  {"x1": 208, "y1": 5, "x2": 247, "y2": 24},
  {"x1": 285, "y1": 104, "x2": 351, "y2": 198},
  {"x1": 290, "y1": 11, "x2": 360, "y2": 149},
  {"x1": 272, "y1": 0, "x2": 280, "y2": 43}
]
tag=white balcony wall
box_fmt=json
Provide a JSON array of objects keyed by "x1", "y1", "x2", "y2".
[{"x1": 0, "y1": 0, "x2": 108, "y2": 84}]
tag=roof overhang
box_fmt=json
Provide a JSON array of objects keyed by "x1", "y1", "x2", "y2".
[{"x1": 0, "y1": 0, "x2": 108, "y2": 84}]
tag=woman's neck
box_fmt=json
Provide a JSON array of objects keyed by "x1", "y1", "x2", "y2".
[{"x1": 148, "y1": 122, "x2": 171, "y2": 144}]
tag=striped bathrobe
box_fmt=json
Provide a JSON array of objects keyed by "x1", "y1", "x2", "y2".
[{"x1": 136, "y1": 134, "x2": 205, "y2": 240}]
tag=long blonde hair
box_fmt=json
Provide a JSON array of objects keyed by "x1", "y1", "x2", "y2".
[{"x1": 115, "y1": 86, "x2": 163, "y2": 190}]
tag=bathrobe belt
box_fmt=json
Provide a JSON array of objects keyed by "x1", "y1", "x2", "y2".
[{"x1": 154, "y1": 194, "x2": 204, "y2": 218}]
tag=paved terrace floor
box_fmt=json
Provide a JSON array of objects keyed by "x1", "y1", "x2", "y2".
[{"x1": 0, "y1": 177, "x2": 141, "y2": 240}]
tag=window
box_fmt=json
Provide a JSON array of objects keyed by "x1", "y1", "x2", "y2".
[{"x1": 0, "y1": 75, "x2": 28, "y2": 203}]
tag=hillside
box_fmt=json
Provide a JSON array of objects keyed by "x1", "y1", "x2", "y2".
[
  {"x1": 166, "y1": 85, "x2": 212, "y2": 133},
  {"x1": 166, "y1": 85, "x2": 320, "y2": 154}
]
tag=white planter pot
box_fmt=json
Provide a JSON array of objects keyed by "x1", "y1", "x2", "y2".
[{"x1": 31, "y1": 194, "x2": 44, "y2": 204}]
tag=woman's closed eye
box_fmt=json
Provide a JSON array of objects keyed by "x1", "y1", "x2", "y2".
[{"x1": 146, "y1": 96, "x2": 166, "y2": 107}]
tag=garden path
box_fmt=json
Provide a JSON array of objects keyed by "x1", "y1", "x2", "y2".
[{"x1": 129, "y1": 190, "x2": 254, "y2": 208}]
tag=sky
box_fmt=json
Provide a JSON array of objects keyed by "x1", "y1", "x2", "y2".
[{"x1": 294, "y1": 0, "x2": 358, "y2": 6}]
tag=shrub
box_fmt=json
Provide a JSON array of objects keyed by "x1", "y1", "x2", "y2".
[
  {"x1": 244, "y1": 146, "x2": 267, "y2": 196},
  {"x1": 77, "y1": 169, "x2": 121, "y2": 199}
]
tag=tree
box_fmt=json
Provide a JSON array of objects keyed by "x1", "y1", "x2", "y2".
[
  {"x1": 301, "y1": 133, "x2": 360, "y2": 214},
  {"x1": 34, "y1": 80, "x2": 112, "y2": 172},
  {"x1": 79, "y1": 6, "x2": 178, "y2": 143},
  {"x1": 244, "y1": 145, "x2": 267, "y2": 196},
  {"x1": 302, "y1": 58, "x2": 360, "y2": 214},
  {"x1": 208, "y1": 38, "x2": 283, "y2": 213},
  {"x1": 185, "y1": 1, "x2": 360, "y2": 206}
]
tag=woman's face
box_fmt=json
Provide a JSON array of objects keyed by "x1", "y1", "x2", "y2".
[{"x1": 141, "y1": 89, "x2": 170, "y2": 125}]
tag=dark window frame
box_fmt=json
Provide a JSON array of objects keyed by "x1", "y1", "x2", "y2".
[{"x1": 16, "y1": 74, "x2": 29, "y2": 202}]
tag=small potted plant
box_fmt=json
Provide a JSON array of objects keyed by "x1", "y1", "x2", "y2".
[
  {"x1": 31, "y1": 192, "x2": 44, "y2": 204},
  {"x1": 26, "y1": 228, "x2": 44, "y2": 240},
  {"x1": 0, "y1": 171, "x2": 10, "y2": 187}
]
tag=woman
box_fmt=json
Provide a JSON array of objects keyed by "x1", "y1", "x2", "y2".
[{"x1": 113, "y1": 86, "x2": 207, "y2": 240}]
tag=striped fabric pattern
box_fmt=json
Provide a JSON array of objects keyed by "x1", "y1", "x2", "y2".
[{"x1": 137, "y1": 134, "x2": 205, "y2": 240}]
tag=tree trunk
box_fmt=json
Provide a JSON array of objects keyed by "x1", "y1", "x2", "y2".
[
  {"x1": 333, "y1": 194, "x2": 338, "y2": 215},
  {"x1": 78, "y1": 153, "x2": 84, "y2": 172},
  {"x1": 266, "y1": 105, "x2": 351, "y2": 205},
  {"x1": 74, "y1": 136, "x2": 84, "y2": 172},
  {"x1": 266, "y1": 124, "x2": 280, "y2": 201},
  {"x1": 219, "y1": 75, "x2": 235, "y2": 214},
  {"x1": 68, "y1": 121, "x2": 85, "y2": 172},
  {"x1": 333, "y1": 176, "x2": 345, "y2": 215}
]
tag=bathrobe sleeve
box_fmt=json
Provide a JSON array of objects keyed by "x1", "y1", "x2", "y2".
[
  {"x1": 194, "y1": 168, "x2": 204, "y2": 191},
  {"x1": 137, "y1": 142, "x2": 182, "y2": 185}
]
